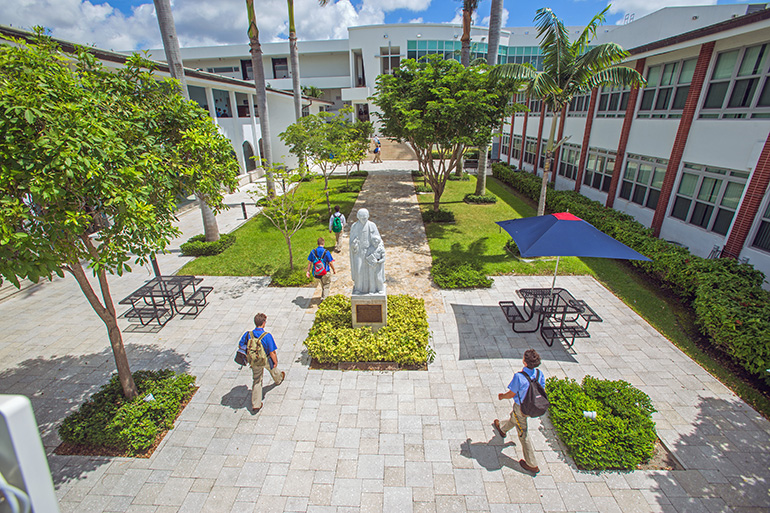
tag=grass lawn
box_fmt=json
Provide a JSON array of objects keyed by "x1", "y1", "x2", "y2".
[
  {"x1": 179, "y1": 175, "x2": 364, "y2": 278},
  {"x1": 418, "y1": 175, "x2": 770, "y2": 416}
]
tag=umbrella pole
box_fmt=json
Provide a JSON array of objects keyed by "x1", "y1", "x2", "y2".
[{"x1": 551, "y1": 256, "x2": 560, "y2": 294}]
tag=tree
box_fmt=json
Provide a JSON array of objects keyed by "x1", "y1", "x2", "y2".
[
  {"x1": 372, "y1": 56, "x2": 513, "y2": 211},
  {"x1": 492, "y1": 6, "x2": 644, "y2": 215},
  {"x1": 301, "y1": 85, "x2": 324, "y2": 99},
  {"x1": 340, "y1": 119, "x2": 373, "y2": 182},
  {"x1": 154, "y1": 0, "x2": 223, "y2": 243},
  {"x1": 246, "y1": 0, "x2": 276, "y2": 196},
  {"x1": 254, "y1": 166, "x2": 320, "y2": 270},
  {"x1": 0, "y1": 34, "x2": 239, "y2": 398},
  {"x1": 287, "y1": 0, "x2": 303, "y2": 121},
  {"x1": 279, "y1": 109, "x2": 355, "y2": 213},
  {"x1": 459, "y1": 0, "x2": 480, "y2": 67}
]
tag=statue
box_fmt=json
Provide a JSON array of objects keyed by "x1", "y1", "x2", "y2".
[{"x1": 349, "y1": 208, "x2": 386, "y2": 294}]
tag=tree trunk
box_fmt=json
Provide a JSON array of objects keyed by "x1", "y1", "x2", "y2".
[
  {"x1": 198, "y1": 193, "x2": 220, "y2": 242},
  {"x1": 486, "y1": 0, "x2": 504, "y2": 66},
  {"x1": 67, "y1": 259, "x2": 138, "y2": 399},
  {"x1": 461, "y1": 8, "x2": 472, "y2": 67},
  {"x1": 455, "y1": 145, "x2": 464, "y2": 177},
  {"x1": 288, "y1": 0, "x2": 302, "y2": 121},
  {"x1": 153, "y1": 0, "x2": 188, "y2": 100},
  {"x1": 246, "y1": 0, "x2": 276, "y2": 196},
  {"x1": 474, "y1": 144, "x2": 488, "y2": 195},
  {"x1": 286, "y1": 235, "x2": 294, "y2": 269},
  {"x1": 537, "y1": 105, "x2": 559, "y2": 216}
]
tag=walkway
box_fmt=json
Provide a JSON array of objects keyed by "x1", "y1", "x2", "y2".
[{"x1": 0, "y1": 162, "x2": 768, "y2": 513}]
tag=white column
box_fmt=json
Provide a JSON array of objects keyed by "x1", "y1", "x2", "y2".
[
  {"x1": 205, "y1": 87, "x2": 218, "y2": 126},
  {"x1": 228, "y1": 90, "x2": 238, "y2": 119},
  {"x1": 248, "y1": 94, "x2": 261, "y2": 177},
  {"x1": 227, "y1": 89, "x2": 246, "y2": 175}
]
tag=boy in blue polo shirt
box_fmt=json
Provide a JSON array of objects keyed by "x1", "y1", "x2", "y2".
[
  {"x1": 237, "y1": 312, "x2": 284, "y2": 412},
  {"x1": 493, "y1": 349, "x2": 545, "y2": 474},
  {"x1": 306, "y1": 237, "x2": 336, "y2": 299}
]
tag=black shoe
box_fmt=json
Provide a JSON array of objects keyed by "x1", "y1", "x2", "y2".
[
  {"x1": 520, "y1": 459, "x2": 540, "y2": 474},
  {"x1": 493, "y1": 419, "x2": 507, "y2": 439}
]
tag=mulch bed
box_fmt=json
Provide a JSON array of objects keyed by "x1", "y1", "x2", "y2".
[
  {"x1": 54, "y1": 386, "x2": 198, "y2": 458},
  {"x1": 310, "y1": 358, "x2": 427, "y2": 371},
  {"x1": 637, "y1": 437, "x2": 684, "y2": 471}
]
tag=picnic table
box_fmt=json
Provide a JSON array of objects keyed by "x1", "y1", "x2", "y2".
[
  {"x1": 499, "y1": 287, "x2": 602, "y2": 348},
  {"x1": 119, "y1": 276, "x2": 213, "y2": 327}
]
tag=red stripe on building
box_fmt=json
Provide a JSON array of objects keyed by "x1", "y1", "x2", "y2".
[
  {"x1": 651, "y1": 41, "x2": 715, "y2": 236},
  {"x1": 519, "y1": 97, "x2": 530, "y2": 171},
  {"x1": 723, "y1": 132, "x2": 770, "y2": 257},
  {"x1": 574, "y1": 87, "x2": 598, "y2": 191},
  {"x1": 552, "y1": 104, "x2": 568, "y2": 184},
  {"x1": 606, "y1": 58, "x2": 646, "y2": 208},
  {"x1": 507, "y1": 109, "x2": 515, "y2": 165},
  {"x1": 533, "y1": 102, "x2": 547, "y2": 174}
]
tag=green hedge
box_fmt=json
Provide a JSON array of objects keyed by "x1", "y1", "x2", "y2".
[
  {"x1": 431, "y1": 260, "x2": 493, "y2": 289},
  {"x1": 463, "y1": 193, "x2": 497, "y2": 204},
  {"x1": 546, "y1": 376, "x2": 657, "y2": 470},
  {"x1": 58, "y1": 370, "x2": 196, "y2": 455},
  {"x1": 415, "y1": 184, "x2": 433, "y2": 193},
  {"x1": 422, "y1": 208, "x2": 455, "y2": 223},
  {"x1": 349, "y1": 170, "x2": 369, "y2": 177},
  {"x1": 492, "y1": 162, "x2": 770, "y2": 386},
  {"x1": 180, "y1": 233, "x2": 236, "y2": 256},
  {"x1": 304, "y1": 295, "x2": 434, "y2": 365},
  {"x1": 448, "y1": 173, "x2": 471, "y2": 181}
]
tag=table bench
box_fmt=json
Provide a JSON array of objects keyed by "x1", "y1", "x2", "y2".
[
  {"x1": 120, "y1": 276, "x2": 211, "y2": 328},
  {"x1": 175, "y1": 286, "x2": 213, "y2": 316}
]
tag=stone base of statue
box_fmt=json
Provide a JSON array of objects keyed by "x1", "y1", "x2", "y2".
[{"x1": 351, "y1": 287, "x2": 387, "y2": 332}]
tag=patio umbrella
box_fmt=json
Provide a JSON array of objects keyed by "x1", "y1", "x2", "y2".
[{"x1": 496, "y1": 212, "x2": 651, "y2": 290}]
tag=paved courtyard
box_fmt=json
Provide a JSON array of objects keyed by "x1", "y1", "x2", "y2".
[{"x1": 0, "y1": 164, "x2": 768, "y2": 513}]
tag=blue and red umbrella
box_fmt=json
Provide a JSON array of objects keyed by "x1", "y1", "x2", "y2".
[{"x1": 496, "y1": 212, "x2": 651, "y2": 289}]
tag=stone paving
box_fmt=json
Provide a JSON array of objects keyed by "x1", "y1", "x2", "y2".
[{"x1": 0, "y1": 162, "x2": 769, "y2": 513}]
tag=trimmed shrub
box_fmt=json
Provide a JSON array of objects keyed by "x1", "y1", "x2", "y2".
[
  {"x1": 271, "y1": 267, "x2": 314, "y2": 287},
  {"x1": 448, "y1": 173, "x2": 471, "y2": 181},
  {"x1": 304, "y1": 294, "x2": 435, "y2": 365},
  {"x1": 58, "y1": 370, "x2": 196, "y2": 455},
  {"x1": 463, "y1": 193, "x2": 497, "y2": 204},
  {"x1": 415, "y1": 184, "x2": 433, "y2": 193},
  {"x1": 411, "y1": 169, "x2": 424, "y2": 178},
  {"x1": 349, "y1": 170, "x2": 369, "y2": 177},
  {"x1": 491, "y1": 161, "x2": 770, "y2": 387},
  {"x1": 337, "y1": 183, "x2": 362, "y2": 193},
  {"x1": 546, "y1": 376, "x2": 657, "y2": 470},
  {"x1": 180, "y1": 233, "x2": 236, "y2": 256},
  {"x1": 422, "y1": 209, "x2": 455, "y2": 223},
  {"x1": 432, "y1": 259, "x2": 493, "y2": 289}
]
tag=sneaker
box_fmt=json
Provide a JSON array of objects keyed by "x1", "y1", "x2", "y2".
[
  {"x1": 519, "y1": 459, "x2": 540, "y2": 474},
  {"x1": 493, "y1": 419, "x2": 507, "y2": 439}
]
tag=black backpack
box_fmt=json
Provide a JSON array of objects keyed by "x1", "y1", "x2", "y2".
[{"x1": 519, "y1": 369, "x2": 549, "y2": 417}]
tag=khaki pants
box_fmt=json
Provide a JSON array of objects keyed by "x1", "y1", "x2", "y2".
[
  {"x1": 318, "y1": 273, "x2": 332, "y2": 299},
  {"x1": 501, "y1": 402, "x2": 538, "y2": 468},
  {"x1": 251, "y1": 362, "x2": 284, "y2": 409},
  {"x1": 333, "y1": 230, "x2": 342, "y2": 250}
]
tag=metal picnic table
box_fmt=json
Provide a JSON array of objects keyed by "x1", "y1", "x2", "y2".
[{"x1": 119, "y1": 276, "x2": 212, "y2": 327}]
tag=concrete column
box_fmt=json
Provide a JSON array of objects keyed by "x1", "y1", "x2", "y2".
[
  {"x1": 533, "y1": 102, "x2": 547, "y2": 174},
  {"x1": 574, "y1": 87, "x2": 599, "y2": 192},
  {"x1": 205, "y1": 87, "x2": 218, "y2": 126},
  {"x1": 607, "y1": 58, "x2": 646, "y2": 208},
  {"x1": 519, "y1": 97, "x2": 530, "y2": 171},
  {"x1": 228, "y1": 90, "x2": 246, "y2": 174},
  {"x1": 651, "y1": 41, "x2": 715, "y2": 237},
  {"x1": 723, "y1": 133, "x2": 770, "y2": 257}
]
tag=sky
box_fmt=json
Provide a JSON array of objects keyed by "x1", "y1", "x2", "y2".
[{"x1": 1, "y1": 0, "x2": 745, "y2": 52}]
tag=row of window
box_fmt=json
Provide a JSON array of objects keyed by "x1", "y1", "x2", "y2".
[{"x1": 405, "y1": 40, "x2": 544, "y2": 68}]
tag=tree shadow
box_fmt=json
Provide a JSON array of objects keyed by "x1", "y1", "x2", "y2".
[
  {"x1": 0, "y1": 345, "x2": 189, "y2": 487},
  {"x1": 459, "y1": 437, "x2": 532, "y2": 474}
]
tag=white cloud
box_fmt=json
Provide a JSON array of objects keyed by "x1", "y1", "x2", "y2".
[
  {"x1": 449, "y1": 7, "x2": 478, "y2": 25},
  {"x1": 607, "y1": 0, "x2": 717, "y2": 21},
  {"x1": 409, "y1": 17, "x2": 424, "y2": 24},
  {"x1": 0, "y1": 0, "x2": 424, "y2": 51},
  {"x1": 480, "y1": 7, "x2": 509, "y2": 28}
]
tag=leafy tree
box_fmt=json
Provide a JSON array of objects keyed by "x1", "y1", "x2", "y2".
[
  {"x1": 301, "y1": 85, "x2": 325, "y2": 99},
  {"x1": 372, "y1": 56, "x2": 514, "y2": 211},
  {"x1": 492, "y1": 6, "x2": 644, "y2": 215},
  {"x1": 0, "y1": 34, "x2": 239, "y2": 398},
  {"x1": 340, "y1": 119, "x2": 373, "y2": 182},
  {"x1": 254, "y1": 165, "x2": 320, "y2": 270}
]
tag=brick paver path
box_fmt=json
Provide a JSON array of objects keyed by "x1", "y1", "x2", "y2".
[{"x1": 0, "y1": 161, "x2": 768, "y2": 513}]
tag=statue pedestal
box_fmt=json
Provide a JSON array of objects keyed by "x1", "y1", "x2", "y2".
[{"x1": 351, "y1": 288, "x2": 387, "y2": 332}]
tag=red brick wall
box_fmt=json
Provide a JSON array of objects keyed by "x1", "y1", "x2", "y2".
[
  {"x1": 519, "y1": 97, "x2": 530, "y2": 170},
  {"x1": 533, "y1": 102, "x2": 547, "y2": 174},
  {"x1": 651, "y1": 41, "x2": 715, "y2": 237},
  {"x1": 723, "y1": 133, "x2": 770, "y2": 256},
  {"x1": 606, "y1": 59, "x2": 646, "y2": 208},
  {"x1": 574, "y1": 87, "x2": 599, "y2": 191}
]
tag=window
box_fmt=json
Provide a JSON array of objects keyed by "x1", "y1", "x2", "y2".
[
  {"x1": 618, "y1": 154, "x2": 668, "y2": 209},
  {"x1": 596, "y1": 85, "x2": 630, "y2": 118},
  {"x1": 381, "y1": 46, "x2": 401, "y2": 74},
  {"x1": 701, "y1": 43, "x2": 770, "y2": 119},
  {"x1": 523, "y1": 137, "x2": 539, "y2": 165},
  {"x1": 638, "y1": 58, "x2": 696, "y2": 118},
  {"x1": 301, "y1": 105, "x2": 310, "y2": 117},
  {"x1": 504, "y1": 46, "x2": 543, "y2": 70},
  {"x1": 752, "y1": 202, "x2": 770, "y2": 251},
  {"x1": 558, "y1": 143, "x2": 581, "y2": 180},
  {"x1": 670, "y1": 163, "x2": 748, "y2": 234},
  {"x1": 582, "y1": 148, "x2": 616, "y2": 192},
  {"x1": 568, "y1": 93, "x2": 591, "y2": 117},
  {"x1": 511, "y1": 135, "x2": 522, "y2": 160},
  {"x1": 206, "y1": 66, "x2": 239, "y2": 74},
  {"x1": 501, "y1": 134, "x2": 510, "y2": 156},
  {"x1": 529, "y1": 98, "x2": 542, "y2": 115},
  {"x1": 272, "y1": 58, "x2": 289, "y2": 79},
  {"x1": 538, "y1": 138, "x2": 548, "y2": 169},
  {"x1": 407, "y1": 40, "x2": 461, "y2": 61}
]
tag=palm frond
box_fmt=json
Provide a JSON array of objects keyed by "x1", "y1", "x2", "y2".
[
  {"x1": 577, "y1": 43, "x2": 630, "y2": 72},
  {"x1": 572, "y1": 5, "x2": 610, "y2": 54},
  {"x1": 528, "y1": 72, "x2": 560, "y2": 101},
  {"x1": 462, "y1": 0, "x2": 480, "y2": 11},
  {"x1": 535, "y1": 8, "x2": 570, "y2": 79},
  {"x1": 490, "y1": 62, "x2": 537, "y2": 82},
  {"x1": 469, "y1": 57, "x2": 487, "y2": 66},
  {"x1": 586, "y1": 66, "x2": 646, "y2": 89}
]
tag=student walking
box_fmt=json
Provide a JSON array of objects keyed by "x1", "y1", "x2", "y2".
[
  {"x1": 236, "y1": 313, "x2": 285, "y2": 412},
  {"x1": 329, "y1": 206, "x2": 346, "y2": 252},
  {"x1": 306, "y1": 237, "x2": 336, "y2": 299},
  {"x1": 493, "y1": 349, "x2": 546, "y2": 474},
  {"x1": 372, "y1": 135, "x2": 382, "y2": 163}
]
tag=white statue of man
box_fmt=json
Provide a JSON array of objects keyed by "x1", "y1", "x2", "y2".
[{"x1": 349, "y1": 208, "x2": 386, "y2": 294}]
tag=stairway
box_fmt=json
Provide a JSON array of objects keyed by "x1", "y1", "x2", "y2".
[{"x1": 377, "y1": 138, "x2": 416, "y2": 160}]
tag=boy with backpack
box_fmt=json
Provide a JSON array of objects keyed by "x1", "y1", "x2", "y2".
[
  {"x1": 306, "y1": 237, "x2": 336, "y2": 299},
  {"x1": 237, "y1": 313, "x2": 284, "y2": 412},
  {"x1": 493, "y1": 349, "x2": 548, "y2": 474},
  {"x1": 328, "y1": 206, "x2": 346, "y2": 252}
]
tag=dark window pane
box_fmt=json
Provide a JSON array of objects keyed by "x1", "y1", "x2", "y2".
[
  {"x1": 598, "y1": 94, "x2": 609, "y2": 111},
  {"x1": 704, "y1": 82, "x2": 729, "y2": 109},
  {"x1": 728, "y1": 78, "x2": 759, "y2": 108},
  {"x1": 758, "y1": 78, "x2": 770, "y2": 107},
  {"x1": 646, "y1": 189, "x2": 660, "y2": 210},
  {"x1": 584, "y1": 170, "x2": 593, "y2": 186},
  {"x1": 672, "y1": 86, "x2": 690, "y2": 109},
  {"x1": 712, "y1": 208, "x2": 735, "y2": 235},
  {"x1": 620, "y1": 181, "x2": 633, "y2": 199},
  {"x1": 640, "y1": 90, "x2": 655, "y2": 110},
  {"x1": 620, "y1": 92, "x2": 629, "y2": 111},
  {"x1": 601, "y1": 175, "x2": 612, "y2": 192},
  {"x1": 632, "y1": 185, "x2": 647, "y2": 205},
  {"x1": 609, "y1": 93, "x2": 620, "y2": 111},
  {"x1": 655, "y1": 88, "x2": 673, "y2": 110},
  {"x1": 672, "y1": 197, "x2": 691, "y2": 220},
  {"x1": 690, "y1": 202, "x2": 714, "y2": 228},
  {"x1": 752, "y1": 221, "x2": 770, "y2": 251}
]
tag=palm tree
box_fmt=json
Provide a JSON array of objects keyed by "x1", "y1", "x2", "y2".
[
  {"x1": 287, "y1": 0, "x2": 302, "y2": 121},
  {"x1": 473, "y1": 0, "x2": 504, "y2": 196},
  {"x1": 460, "y1": 0, "x2": 480, "y2": 67},
  {"x1": 492, "y1": 6, "x2": 644, "y2": 215},
  {"x1": 246, "y1": 0, "x2": 276, "y2": 196},
  {"x1": 154, "y1": 0, "x2": 222, "y2": 241},
  {"x1": 302, "y1": 85, "x2": 324, "y2": 99}
]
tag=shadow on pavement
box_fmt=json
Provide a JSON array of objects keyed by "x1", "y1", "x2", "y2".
[{"x1": 459, "y1": 437, "x2": 529, "y2": 474}]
